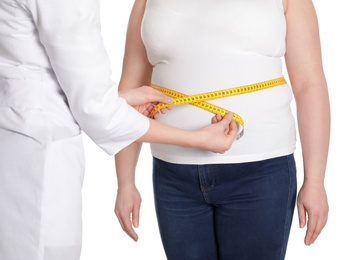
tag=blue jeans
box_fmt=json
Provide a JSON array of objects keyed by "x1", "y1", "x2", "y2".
[{"x1": 152, "y1": 154, "x2": 297, "y2": 260}]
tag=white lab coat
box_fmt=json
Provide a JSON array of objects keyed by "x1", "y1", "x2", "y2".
[{"x1": 0, "y1": 0, "x2": 149, "y2": 259}]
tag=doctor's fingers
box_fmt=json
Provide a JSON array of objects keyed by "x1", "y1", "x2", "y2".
[
  {"x1": 144, "y1": 86, "x2": 173, "y2": 104},
  {"x1": 219, "y1": 112, "x2": 233, "y2": 127},
  {"x1": 226, "y1": 118, "x2": 237, "y2": 136},
  {"x1": 211, "y1": 114, "x2": 223, "y2": 124}
]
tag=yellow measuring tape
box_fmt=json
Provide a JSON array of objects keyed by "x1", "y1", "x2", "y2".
[{"x1": 150, "y1": 77, "x2": 287, "y2": 139}]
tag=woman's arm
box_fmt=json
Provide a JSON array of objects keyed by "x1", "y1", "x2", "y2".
[
  {"x1": 284, "y1": 0, "x2": 330, "y2": 245},
  {"x1": 114, "y1": 0, "x2": 152, "y2": 242}
]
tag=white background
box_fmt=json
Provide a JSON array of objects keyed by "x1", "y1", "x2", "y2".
[{"x1": 81, "y1": 1, "x2": 339, "y2": 259}]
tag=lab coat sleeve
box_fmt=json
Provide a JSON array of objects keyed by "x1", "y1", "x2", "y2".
[{"x1": 25, "y1": 0, "x2": 150, "y2": 155}]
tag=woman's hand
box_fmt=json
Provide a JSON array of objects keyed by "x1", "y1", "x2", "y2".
[
  {"x1": 119, "y1": 86, "x2": 172, "y2": 119},
  {"x1": 297, "y1": 180, "x2": 329, "y2": 245},
  {"x1": 114, "y1": 184, "x2": 142, "y2": 242}
]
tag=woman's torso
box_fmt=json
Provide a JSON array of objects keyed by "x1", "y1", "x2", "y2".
[{"x1": 142, "y1": 0, "x2": 296, "y2": 164}]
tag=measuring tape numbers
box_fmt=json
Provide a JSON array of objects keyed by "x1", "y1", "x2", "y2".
[{"x1": 150, "y1": 77, "x2": 287, "y2": 140}]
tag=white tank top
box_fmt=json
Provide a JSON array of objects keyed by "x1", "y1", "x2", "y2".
[{"x1": 142, "y1": 0, "x2": 296, "y2": 164}]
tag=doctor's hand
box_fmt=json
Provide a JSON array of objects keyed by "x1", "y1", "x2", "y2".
[
  {"x1": 119, "y1": 86, "x2": 172, "y2": 119},
  {"x1": 195, "y1": 112, "x2": 237, "y2": 154},
  {"x1": 114, "y1": 184, "x2": 141, "y2": 242}
]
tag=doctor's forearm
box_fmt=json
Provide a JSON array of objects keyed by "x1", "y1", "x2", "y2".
[
  {"x1": 137, "y1": 113, "x2": 236, "y2": 154},
  {"x1": 137, "y1": 119, "x2": 195, "y2": 148}
]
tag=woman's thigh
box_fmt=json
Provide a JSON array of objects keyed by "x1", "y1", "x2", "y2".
[
  {"x1": 153, "y1": 158, "x2": 219, "y2": 260},
  {"x1": 212, "y1": 154, "x2": 297, "y2": 260}
]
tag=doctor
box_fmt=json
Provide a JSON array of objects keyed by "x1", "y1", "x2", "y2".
[{"x1": 0, "y1": 0, "x2": 237, "y2": 260}]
